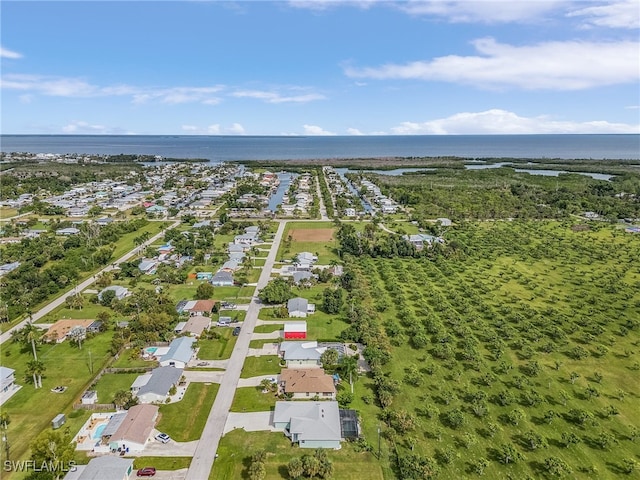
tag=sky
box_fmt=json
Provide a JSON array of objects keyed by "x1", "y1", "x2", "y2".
[{"x1": 1, "y1": 0, "x2": 639, "y2": 135}]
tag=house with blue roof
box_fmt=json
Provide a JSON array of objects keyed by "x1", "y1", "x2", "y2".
[{"x1": 159, "y1": 337, "x2": 196, "y2": 369}]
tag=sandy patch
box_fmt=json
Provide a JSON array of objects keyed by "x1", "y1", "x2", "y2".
[{"x1": 290, "y1": 228, "x2": 334, "y2": 242}]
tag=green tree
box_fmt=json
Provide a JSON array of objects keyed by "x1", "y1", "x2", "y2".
[
  {"x1": 30, "y1": 430, "x2": 76, "y2": 480},
  {"x1": 26, "y1": 359, "x2": 45, "y2": 389},
  {"x1": 287, "y1": 457, "x2": 304, "y2": 480},
  {"x1": 543, "y1": 456, "x2": 573, "y2": 477},
  {"x1": 497, "y1": 443, "x2": 524, "y2": 464},
  {"x1": 340, "y1": 353, "x2": 359, "y2": 393},
  {"x1": 258, "y1": 278, "x2": 292, "y2": 304},
  {"x1": 195, "y1": 282, "x2": 215, "y2": 300},
  {"x1": 320, "y1": 348, "x2": 339, "y2": 369}
]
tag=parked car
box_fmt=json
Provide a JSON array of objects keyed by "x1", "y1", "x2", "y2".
[
  {"x1": 137, "y1": 467, "x2": 156, "y2": 477},
  {"x1": 232, "y1": 326, "x2": 241, "y2": 336},
  {"x1": 155, "y1": 432, "x2": 170, "y2": 443}
]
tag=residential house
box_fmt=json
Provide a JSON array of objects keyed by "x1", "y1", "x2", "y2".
[
  {"x1": 0, "y1": 261, "x2": 21, "y2": 276},
  {"x1": 138, "y1": 259, "x2": 158, "y2": 275},
  {"x1": 95, "y1": 217, "x2": 114, "y2": 226},
  {"x1": 145, "y1": 205, "x2": 168, "y2": 215},
  {"x1": 108, "y1": 404, "x2": 159, "y2": 453},
  {"x1": 344, "y1": 208, "x2": 356, "y2": 217},
  {"x1": 44, "y1": 319, "x2": 94, "y2": 343},
  {"x1": 55, "y1": 227, "x2": 80, "y2": 236},
  {"x1": 159, "y1": 337, "x2": 196, "y2": 368},
  {"x1": 220, "y1": 259, "x2": 242, "y2": 272},
  {"x1": 273, "y1": 401, "x2": 342, "y2": 449},
  {"x1": 287, "y1": 297, "x2": 315, "y2": 318},
  {"x1": 183, "y1": 299, "x2": 216, "y2": 316},
  {"x1": 0, "y1": 367, "x2": 17, "y2": 396},
  {"x1": 227, "y1": 243, "x2": 246, "y2": 254},
  {"x1": 280, "y1": 368, "x2": 336, "y2": 399},
  {"x1": 283, "y1": 321, "x2": 307, "y2": 340},
  {"x1": 437, "y1": 217, "x2": 452, "y2": 227},
  {"x1": 279, "y1": 341, "x2": 323, "y2": 368},
  {"x1": 196, "y1": 272, "x2": 213, "y2": 280},
  {"x1": 87, "y1": 321, "x2": 103, "y2": 333},
  {"x1": 98, "y1": 285, "x2": 129, "y2": 302},
  {"x1": 134, "y1": 366, "x2": 183, "y2": 404},
  {"x1": 210, "y1": 271, "x2": 234, "y2": 287},
  {"x1": 63, "y1": 455, "x2": 133, "y2": 480},
  {"x1": 291, "y1": 271, "x2": 314, "y2": 285},
  {"x1": 403, "y1": 233, "x2": 444, "y2": 251},
  {"x1": 182, "y1": 315, "x2": 211, "y2": 337}
]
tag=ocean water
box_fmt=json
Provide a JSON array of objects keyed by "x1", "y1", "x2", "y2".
[{"x1": 0, "y1": 134, "x2": 638, "y2": 161}]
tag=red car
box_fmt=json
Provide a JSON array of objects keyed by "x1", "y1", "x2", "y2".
[{"x1": 137, "y1": 467, "x2": 156, "y2": 477}]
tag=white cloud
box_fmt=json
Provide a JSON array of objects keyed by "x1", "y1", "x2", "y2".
[
  {"x1": 1, "y1": 74, "x2": 224, "y2": 104},
  {"x1": 390, "y1": 109, "x2": 640, "y2": 134},
  {"x1": 288, "y1": 0, "x2": 377, "y2": 11},
  {"x1": 1, "y1": 46, "x2": 23, "y2": 59},
  {"x1": 396, "y1": 0, "x2": 565, "y2": 23},
  {"x1": 227, "y1": 123, "x2": 246, "y2": 134},
  {"x1": 232, "y1": 89, "x2": 325, "y2": 103},
  {"x1": 347, "y1": 128, "x2": 364, "y2": 135},
  {"x1": 303, "y1": 124, "x2": 335, "y2": 135},
  {"x1": 181, "y1": 123, "x2": 246, "y2": 135},
  {"x1": 344, "y1": 38, "x2": 639, "y2": 90},
  {"x1": 61, "y1": 121, "x2": 127, "y2": 134},
  {"x1": 567, "y1": 0, "x2": 640, "y2": 29}
]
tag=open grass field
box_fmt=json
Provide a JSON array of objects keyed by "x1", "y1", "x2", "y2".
[
  {"x1": 346, "y1": 220, "x2": 640, "y2": 479},
  {"x1": 210, "y1": 430, "x2": 383, "y2": 480},
  {"x1": 197, "y1": 327, "x2": 238, "y2": 360},
  {"x1": 230, "y1": 386, "x2": 278, "y2": 412},
  {"x1": 132, "y1": 457, "x2": 192, "y2": 470},
  {"x1": 92, "y1": 372, "x2": 139, "y2": 403},
  {"x1": 240, "y1": 356, "x2": 281, "y2": 378},
  {"x1": 156, "y1": 382, "x2": 219, "y2": 441},
  {"x1": 0, "y1": 332, "x2": 115, "y2": 473}
]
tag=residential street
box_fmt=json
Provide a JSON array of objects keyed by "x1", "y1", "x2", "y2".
[
  {"x1": 184, "y1": 220, "x2": 287, "y2": 480},
  {"x1": 0, "y1": 221, "x2": 180, "y2": 344}
]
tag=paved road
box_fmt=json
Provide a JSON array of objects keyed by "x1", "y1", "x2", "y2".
[
  {"x1": 184, "y1": 220, "x2": 287, "y2": 480},
  {"x1": 0, "y1": 221, "x2": 180, "y2": 344},
  {"x1": 315, "y1": 172, "x2": 329, "y2": 221}
]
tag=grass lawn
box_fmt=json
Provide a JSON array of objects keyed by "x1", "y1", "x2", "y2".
[
  {"x1": 37, "y1": 301, "x2": 112, "y2": 324},
  {"x1": 0, "y1": 332, "x2": 115, "y2": 469},
  {"x1": 131, "y1": 457, "x2": 192, "y2": 470},
  {"x1": 240, "y1": 356, "x2": 281, "y2": 378},
  {"x1": 111, "y1": 350, "x2": 157, "y2": 369},
  {"x1": 253, "y1": 323, "x2": 283, "y2": 333},
  {"x1": 230, "y1": 386, "x2": 278, "y2": 412},
  {"x1": 249, "y1": 339, "x2": 280, "y2": 349},
  {"x1": 156, "y1": 383, "x2": 219, "y2": 441},
  {"x1": 210, "y1": 430, "x2": 383, "y2": 480},
  {"x1": 0, "y1": 207, "x2": 19, "y2": 219},
  {"x1": 92, "y1": 372, "x2": 140, "y2": 403},
  {"x1": 197, "y1": 328, "x2": 238, "y2": 360}
]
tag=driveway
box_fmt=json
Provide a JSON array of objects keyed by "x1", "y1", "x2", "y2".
[
  {"x1": 187, "y1": 359, "x2": 228, "y2": 369},
  {"x1": 251, "y1": 331, "x2": 281, "y2": 340},
  {"x1": 153, "y1": 469, "x2": 188, "y2": 480},
  {"x1": 223, "y1": 411, "x2": 276, "y2": 434},
  {"x1": 183, "y1": 371, "x2": 224, "y2": 383},
  {"x1": 255, "y1": 319, "x2": 286, "y2": 326},
  {"x1": 246, "y1": 344, "x2": 279, "y2": 357},
  {"x1": 137, "y1": 438, "x2": 199, "y2": 457}
]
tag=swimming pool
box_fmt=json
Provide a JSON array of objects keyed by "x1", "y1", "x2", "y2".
[
  {"x1": 93, "y1": 423, "x2": 107, "y2": 439},
  {"x1": 145, "y1": 347, "x2": 158, "y2": 354}
]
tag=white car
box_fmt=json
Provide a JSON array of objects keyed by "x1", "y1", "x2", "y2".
[{"x1": 155, "y1": 433, "x2": 171, "y2": 444}]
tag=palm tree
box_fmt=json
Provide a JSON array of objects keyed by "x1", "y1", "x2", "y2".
[
  {"x1": 19, "y1": 322, "x2": 41, "y2": 361},
  {"x1": 27, "y1": 359, "x2": 45, "y2": 389},
  {"x1": 340, "y1": 353, "x2": 359, "y2": 394}
]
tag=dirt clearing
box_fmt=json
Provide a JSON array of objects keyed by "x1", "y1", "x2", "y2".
[{"x1": 290, "y1": 228, "x2": 335, "y2": 242}]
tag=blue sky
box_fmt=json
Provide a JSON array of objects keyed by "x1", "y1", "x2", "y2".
[{"x1": 1, "y1": 1, "x2": 639, "y2": 135}]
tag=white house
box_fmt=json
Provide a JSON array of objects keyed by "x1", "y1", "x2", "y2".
[
  {"x1": 159, "y1": 337, "x2": 196, "y2": 369},
  {"x1": 98, "y1": 285, "x2": 129, "y2": 302},
  {"x1": 287, "y1": 297, "x2": 315, "y2": 318},
  {"x1": 273, "y1": 401, "x2": 342, "y2": 449},
  {"x1": 108, "y1": 404, "x2": 159, "y2": 453},
  {"x1": 134, "y1": 366, "x2": 183, "y2": 404},
  {"x1": 279, "y1": 341, "x2": 323, "y2": 368},
  {"x1": 63, "y1": 455, "x2": 133, "y2": 480}
]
